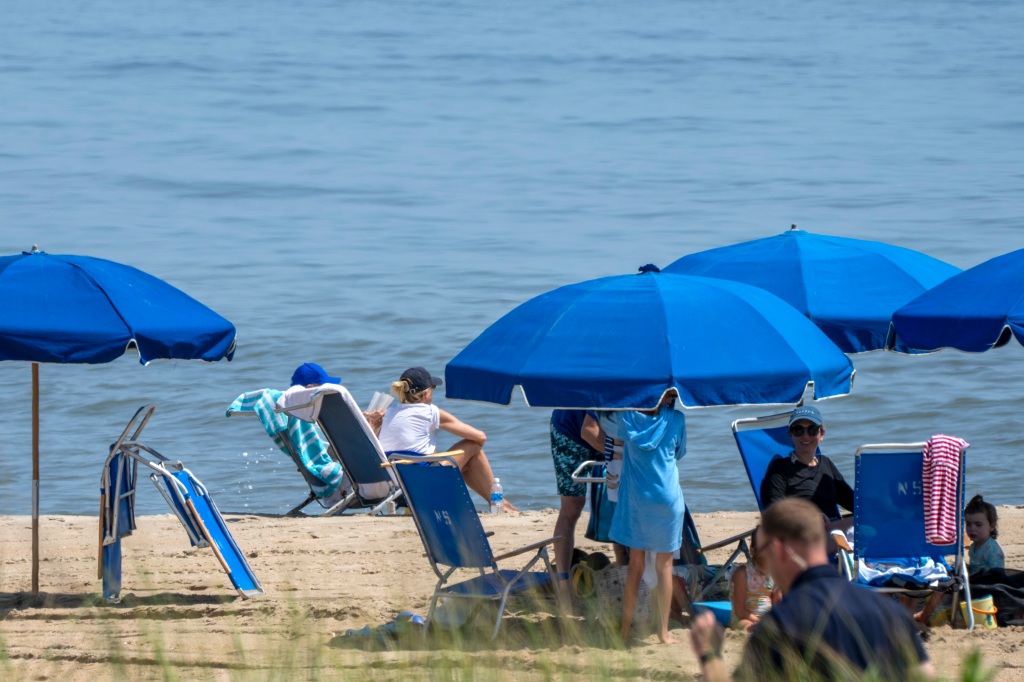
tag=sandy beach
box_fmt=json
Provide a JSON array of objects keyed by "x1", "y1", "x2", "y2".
[{"x1": 1, "y1": 507, "x2": 1021, "y2": 681}]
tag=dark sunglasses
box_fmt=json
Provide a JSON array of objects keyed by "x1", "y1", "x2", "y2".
[{"x1": 789, "y1": 423, "x2": 821, "y2": 437}]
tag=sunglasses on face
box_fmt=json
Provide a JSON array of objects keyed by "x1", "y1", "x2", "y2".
[{"x1": 789, "y1": 424, "x2": 821, "y2": 437}]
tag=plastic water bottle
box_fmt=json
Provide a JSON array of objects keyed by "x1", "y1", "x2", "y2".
[{"x1": 489, "y1": 478, "x2": 504, "y2": 515}]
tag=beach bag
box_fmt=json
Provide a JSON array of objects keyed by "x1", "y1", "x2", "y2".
[{"x1": 593, "y1": 565, "x2": 652, "y2": 630}]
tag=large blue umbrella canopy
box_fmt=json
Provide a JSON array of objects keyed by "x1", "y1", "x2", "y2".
[
  {"x1": 0, "y1": 250, "x2": 236, "y2": 363},
  {"x1": 889, "y1": 247, "x2": 1024, "y2": 353},
  {"x1": 0, "y1": 248, "x2": 236, "y2": 594},
  {"x1": 446, "y1": 267, "x2": 855, "y2": 409},
  {"x1": 662, "y1": 228, "x2": 961, "y2": 353}
]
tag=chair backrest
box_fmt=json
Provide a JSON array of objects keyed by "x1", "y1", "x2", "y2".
[
  {"x1": 853, "y1": 443, "x2": 967, "y2": 563},
  {"x1": 392, "y1": 458, "x2": 494, "y2": 570},
  {"x1": 316, "y1": 390, "x2": 397, "y2": 490},
  {"x1": 732, "y1": 411, "x2": 798, "y2": 511}
]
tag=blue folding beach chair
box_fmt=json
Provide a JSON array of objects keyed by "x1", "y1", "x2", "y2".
[
  {"x1": 100, "y1": 405, "x2": 264, "y2": 602},
  {"x1": 389, "y1": 453, "x2": 557, "y2": 639},
  {"x1": 840, "y1": 442, "x2": 973, "y2": 629}
]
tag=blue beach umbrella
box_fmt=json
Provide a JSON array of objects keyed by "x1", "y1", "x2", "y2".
[
  {"x1": 663, "y1": 227, "x2": 961, "y2": 353},
  {"x1": 0, "y1": 247, "x2": 237, "y2": 594},
  {"x1": 888, "y1": 247, "x2": 1024, "y2": 353},
  {"x1": 445, "y1": 266, "x2": 855, "y2": 409}
]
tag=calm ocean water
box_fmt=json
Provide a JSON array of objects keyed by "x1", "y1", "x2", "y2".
[{"x1": 1, "y1": 1, "x2": 1023, "y2": 518}]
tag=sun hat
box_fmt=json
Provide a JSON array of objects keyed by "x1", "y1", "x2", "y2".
[
  {"x1": 291, "y1": 362, "x2": 341, "y2": 387},
  {"x1": 401, "y1": 366, "x2": 443, "y2": 393},
  {"x1": 789, "y1": 405, "x2": 823, "y2": 426}
]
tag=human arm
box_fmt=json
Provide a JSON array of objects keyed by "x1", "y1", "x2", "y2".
[
  {"x1": 759, "y1": 459, "x2": 788, "y2": 510},
  {"x1": 730, "y1": 566, "x2": 751, "y2": 623},
  {"x1": 580, "y1": 414, "x2": 606, "y2": 451},
  {"x1": 438, "y1": 409, "x2": 486, "y2": 445},
  {"x1": 829, "y1": 460, "x2": 855, "y2": 513},
  {"x1": 362, "y1": 409, "x2": 384, "y2": 436},
  {"x1": 689, "y1": 611, "x2": 730, "y2": 682}
]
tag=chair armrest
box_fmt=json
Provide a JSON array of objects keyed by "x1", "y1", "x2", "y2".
[
  {"x1": 830, "y1": 530, "x2": 853, "y2": 553},
  {"x1": 492, "y1": 536, "x2": 560, "y2": 563},
  {"x1": 698, "y1": 528, "x2": 755, "y2": 553},
  {"x1": 382, "y1": 451, "x2": 465, "y2": 467}
]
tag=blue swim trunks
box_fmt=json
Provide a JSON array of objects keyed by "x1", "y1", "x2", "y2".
[{"x1": 550, "y1": 421, "x2": 595, "y2": 497}]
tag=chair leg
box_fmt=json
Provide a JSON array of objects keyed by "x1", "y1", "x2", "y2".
[
  {"x1": 492, "y1": 586, "x2": 514, "y2": 640},
  {"x1": 367, "y1": 490, "x2": 402, "y2": 516},
  {"x1": 284, "y1": 493, "x2": 317, "y2": 517},
  {"x1": 324, "y1": 490, "x2": 359, "y2": 517}
]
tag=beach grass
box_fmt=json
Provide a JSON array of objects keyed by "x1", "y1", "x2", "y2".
[
  {"x1": 0, "y1": 579, "x2": 999, "y2": 682},
  {"x1": 0, "y1": 512, "x2": 1016, "y2": 681}
]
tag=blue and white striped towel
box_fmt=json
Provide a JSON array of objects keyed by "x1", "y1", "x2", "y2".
[{"x1": 228, "y1": 389, "x2": 346, "y2": 499}]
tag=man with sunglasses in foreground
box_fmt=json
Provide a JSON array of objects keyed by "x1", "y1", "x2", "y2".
[
  {"x1": 760, "y1": 406, "x2": 854, "y2": 535},
  {"x1": 689, "y1": 498, "x2": 933, "y2": 680}
]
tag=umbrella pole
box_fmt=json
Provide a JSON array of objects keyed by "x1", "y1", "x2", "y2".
[{"x1": 32, "y1": 362, "x2": 39, "y2": 595}]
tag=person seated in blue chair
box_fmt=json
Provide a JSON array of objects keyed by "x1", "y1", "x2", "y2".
[
  {"x1": 378, "y1": 366, "x2": 519, "y2": 512},
  {"x1": 759, "y1": 406, "x2": 854, "y2": 541}
]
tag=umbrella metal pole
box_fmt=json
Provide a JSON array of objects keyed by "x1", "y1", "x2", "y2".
[{"x1": 32, "y1": 362, "x2": 39, "y2": 595}]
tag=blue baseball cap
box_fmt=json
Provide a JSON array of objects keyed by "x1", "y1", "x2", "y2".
[
  {"x1": 291, "y1": 362, "x2": 340, "y2": 387},
  {"x1": 789, "y1": 405, "x2": 823, "y2": 426}
]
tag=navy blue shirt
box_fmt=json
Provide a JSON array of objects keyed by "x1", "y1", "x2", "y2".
[
  {"x1": 738, "y1": 565, "x2": 927, "y2": 680},
  {"x1": 550, "y1": 409, "x2": 597, "y2": 451}
]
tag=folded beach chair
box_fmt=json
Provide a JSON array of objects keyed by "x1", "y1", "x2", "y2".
[
  {"x1": 99, "y1": 405, "x2": 264, "y2": 602},
  {"x1": 276, "y1": 385, "x2": 403, "y2": 515},
  {"x1": 227, "y1": 389, "x2": 350, "y2": 516},
  {"x1": 839, "y1": 441, "x2": 974, "y2": 629},
  {"x1": 389, "y1": 453, "x2": 558, "y2": 639}
]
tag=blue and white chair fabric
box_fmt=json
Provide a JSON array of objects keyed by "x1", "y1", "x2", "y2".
[
  {"x1": 389, "y1": 453, "x2": 557, "y2": 639},
  {"x1": 841, "y1": 442, "x2": 973, "y2": 629}
]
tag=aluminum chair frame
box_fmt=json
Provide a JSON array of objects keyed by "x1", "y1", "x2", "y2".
[
  {"x1": 278, "y1": 387, "x2": 402, "y2": 516},
  {"x1": 389, "y1": 453, "x2": 557, "y2": 639},
  {"x1": 841, "y1": 442, "x2": 973, "y2": 630},
  {"x1": 100, "y1": 405, "x2": 264, "y2": 600}
]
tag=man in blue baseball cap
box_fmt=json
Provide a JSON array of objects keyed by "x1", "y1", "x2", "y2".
[
  {"x1": 283, "y1": 362, "x2": 384, "y2": 433},
  {"x1": 759, "y1": 405, "x2": 854, "y2": 525},
  {"x1": 291, "y1": 362, "x2": 341, "y2": 388}
]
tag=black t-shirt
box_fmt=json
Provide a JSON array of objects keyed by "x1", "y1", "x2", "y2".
[
  {"x1": 760, "y1": 453, "x2": 854, "y2": 519},
  {"x1": 737, "y1": 565, "x2": 928, "y2": 680}
]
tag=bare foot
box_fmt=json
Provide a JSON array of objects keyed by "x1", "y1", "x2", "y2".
[
  {"x1": 658, "y1": 633, "x2": 679, "y2": 645},
  {"x1": 503, "y1": 499, "x2": 520, "y2": 512}
]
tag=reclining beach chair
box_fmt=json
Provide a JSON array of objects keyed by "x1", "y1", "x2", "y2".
[
  {"x1": 227, "y1": 389, "x2": 350, "y2": 516},
  {"x1": 276, "y1": 385, "x2": 402, "y2": 515},
  {"x1": 839, "y1": 441, "x2": 973, "y2": 629},
  {"x1": 389, "y1": 453, "x2": 557, "y2": 639},
  {"x1": 100, "y1": 405, "x2": 264, "y2": 602}
]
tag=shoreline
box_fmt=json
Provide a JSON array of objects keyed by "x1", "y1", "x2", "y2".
[{"x1": 1, "y1": 508, "x2": 1021, "y2": 680}]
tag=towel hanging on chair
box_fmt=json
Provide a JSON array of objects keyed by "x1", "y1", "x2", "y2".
[{"x1": 922, "y1": 434, "x2": 968, "y2": 545}]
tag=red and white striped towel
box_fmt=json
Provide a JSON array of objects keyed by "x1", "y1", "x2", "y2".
[{"x1": 922, "y1": 434, "x2": 969, "y2": 545}]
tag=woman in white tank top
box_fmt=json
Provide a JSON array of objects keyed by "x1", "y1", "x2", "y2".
[{"x1": 379, "y1": 366, "x2": 518, "y2": 512}]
